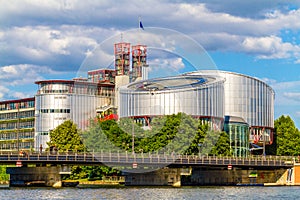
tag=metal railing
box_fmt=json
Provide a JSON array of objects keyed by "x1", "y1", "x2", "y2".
[{"x1": 0, "y1": 151, "x2": 295, "y2": 168}]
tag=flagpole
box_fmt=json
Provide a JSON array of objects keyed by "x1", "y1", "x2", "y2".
[
  {"x1": 138, "y1": 16, "x2": 141, "y2": 31},
  {"x1": 138, "y1": 16, "x2": 141, "y2": 44}
]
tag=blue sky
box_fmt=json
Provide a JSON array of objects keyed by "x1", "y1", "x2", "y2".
[{"x1": 1, "y1": 0, "x2": 300, "y2": 127}]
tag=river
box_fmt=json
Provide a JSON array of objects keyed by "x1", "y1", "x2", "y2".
[{"x1": 1, "y1": 186, "x2": 299, "y2": 200}]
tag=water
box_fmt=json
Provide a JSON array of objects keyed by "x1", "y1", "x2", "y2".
[{"x1": 1, "y1": 186, "x2": 299, "y2": 200}]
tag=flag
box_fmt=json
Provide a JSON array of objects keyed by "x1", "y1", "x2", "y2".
[{"x1": 139, "y1": 20, "x2": 144, "y2": 30}]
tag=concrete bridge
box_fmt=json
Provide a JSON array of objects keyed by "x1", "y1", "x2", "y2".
[
  {"x1": 0, "y1": 151, "x2": 298, "y2": 187},
  {"x1": 0, "y1": 151, "x2": 295, "y2": 168}
]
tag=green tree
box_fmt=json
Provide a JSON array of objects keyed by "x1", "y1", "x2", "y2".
[
  {"x1": 48, "y1": 120, "x2": 85, "y2": 152},
  {"x1": 81, "y1": 119, "x2": 120, "y2": 152},
  {"x1": 274, "y1": 115, "x2": 300, "y2": 156},
  {"x1": 210, "y1": 131, "x2": 231, "y2": 156},
  {"x1": 84, "y1": 113, "x2": 231, "y2": 156}
]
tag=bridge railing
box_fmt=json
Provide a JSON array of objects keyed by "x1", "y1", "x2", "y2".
[
  {"x1": 0, "y1": 150, "x2": 296, "y2": 167},
  {"x1": 0, "y1": 149, "x2": 297, "y2": 162}
]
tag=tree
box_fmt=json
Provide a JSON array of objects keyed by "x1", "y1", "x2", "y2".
[
  {"x1": 48, "y1": 120, "x2": 85, "y2": 152},
  {"x1": 274, "y1": 115, "x2": 300, "y2": 156},
  {"x1": 210, "y1": 131, "x2": 231, "y2": 156}
]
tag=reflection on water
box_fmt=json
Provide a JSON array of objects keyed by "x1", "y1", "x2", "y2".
[{"x1": 1, "y1": 186, "x2": 300, "y2": 200}]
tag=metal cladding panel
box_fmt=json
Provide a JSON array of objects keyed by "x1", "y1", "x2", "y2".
[
  {"x1": 35, "y1": 91, "x2": 102, "y2": 150},
  {"x1": 221, "y1": 72, "x2": 274, "y2": 128},
  {"x1": 119, "y1": 75, "x2": 224, "y2": 119},
  {"x1": 190, "y1": 71, "x2": 275, "y2": 128},
  {"x1": 34, "y1": 94, "x2": 71, "y2": 132}
]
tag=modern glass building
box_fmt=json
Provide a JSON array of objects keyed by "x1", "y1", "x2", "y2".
[
  {"x1": 34, "y1": 80, "x2": 115, "y2": 150},
  {"x1": 224, "y1": 116, "x2": 249, "y2": 157},
  {"x1": 0, "y1": 98, "x2": 35, "y2": 151},
  {"x1": 0, "y1": 40, "x2": 275, "y2": 156},
  {"x1": 119, "y1": 74, "x2": 225, "y2": 129},
  {"x1": 189, "y1": 71, "x2": 275, "y2": 146}
]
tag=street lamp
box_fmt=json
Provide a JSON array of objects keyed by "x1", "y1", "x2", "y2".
[
  {"x1": 132, "y1": 117, "x2": 135, "y2": 155},
  {"x1": 198, "y1": 143, "x2": 202, "y2": 157}
]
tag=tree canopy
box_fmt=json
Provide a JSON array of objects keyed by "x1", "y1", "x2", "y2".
[
  {"x1": 82, "y1": 113, "x2": 231, "y2": 156},
  {"x1": 274, "y1": 115, "x2": 300, "y2": 156},
  {"x1": 48, "y1": 120, "x2": 85, "y2": 152}
]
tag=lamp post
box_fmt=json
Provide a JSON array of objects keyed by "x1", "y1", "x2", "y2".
[
  {"x1": 132, "y1": 117, "x2": 135, "y2": 155},
  {"x1": 198, "y1": 143, "x2": 202, "y2": 157}
]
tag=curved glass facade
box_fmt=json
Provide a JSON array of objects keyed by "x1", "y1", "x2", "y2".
[
  {"x1": 224, "y1": 116, "x2": 249, "y2": 157},
  {"x1": 189, "y1": 71, "x2": 275, "y2": 145},
  {"x1": 119, "y1": 75, "x2": 225, "y2": 123},
  {"x1": 34, "y1": 80, "x2": 114, "y2": 150}
]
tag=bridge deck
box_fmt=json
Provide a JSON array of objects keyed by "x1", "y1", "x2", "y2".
[{"x1": 0, "y1": 152, "x2": 295, "y2": 169}]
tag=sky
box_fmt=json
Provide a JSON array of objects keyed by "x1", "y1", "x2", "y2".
[{"x1": 1, "y1": 0, "x2": 300, "y2": 127}]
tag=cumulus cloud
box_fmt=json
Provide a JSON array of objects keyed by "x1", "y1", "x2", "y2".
[
  {"x1": 1, "y1": 0, "x2": 300, "y2": 68},
  {"x1": 0, "y1": 25, "x2": 104, "y2": 71},
  {"x1": 1, "y1": 0, "x2": 300, "y2": 101},
  {"x1": 0, "y1": 64, "x2": 70, "y2": 100},
  {"x1": 148, "y1": 57, "x2": 185, "y2": 78},
  {"x1": 0, "y1": 86, "x2": 10, "y2": 99},
  {"x1": 0, "y1": 64, "x2": 57, "y2": 86},
  {"x1": 241, "y1": 35, "x2": 300, "y2": 59},
  {"x1": 266, "y1": 80, "x2": 300, "y2": 106}
]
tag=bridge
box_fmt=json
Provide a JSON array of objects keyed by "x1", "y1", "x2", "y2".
[
  {"x1": 2, "y1": 151, "x2": 298, "y2": 187},
  {"x1": 0, "y1": 151, "x2": 295, "y2": 169}
]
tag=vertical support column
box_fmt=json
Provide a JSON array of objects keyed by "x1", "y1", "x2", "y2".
[
  {"x1": 6, "y1": 166, "x2": 63, "y2": 187},
  {"x1": 124, "y1": 168, "x2": 181, "y2": 187}
]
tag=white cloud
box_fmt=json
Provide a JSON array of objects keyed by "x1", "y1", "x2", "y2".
[
  {"x1": 283, "y1": 92, "x2": 300, "y2": 101},
  {"x1": 241, "y1": 35, "x2": 300, "y2": 59},
  {"x1": 267, "y1": 80, "x2": 300, "y2": 106},
  {"x1": 148, "y1": 57, "x2": 185, "y2": 78},
  {"x1": 0, "y1": 1, "x2": 300, "y2": 102},
  {"x1": 1, "y1": 1, "x2": 300, "y2": 68},
  {"x1": 0, "y1": 64, "x2": 59, "y2": 86},
  {"x1": 0, "y1": 86, "x2": 9, "y2": 99},
  {"x1": 0, "y1": 64, "x2": 71, "y2": 100},
  {"x1": 11, "y1": 91, "x2": 28, "y2": 99},
  {"x1": 270, "y1": 80, "x2": 300, "y2": 90}
]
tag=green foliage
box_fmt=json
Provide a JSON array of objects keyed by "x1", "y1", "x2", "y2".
[
  {"x1": 48, "y1": 120, "x2": 85, "y2": 152},
  {"x1": 82, "y1": 113, "x2": 231, "y2": 156},
  {"x1": 0, "y1": 166, "x2": 9, "y2": 181},
  {"x1": 274, "y1": 115, "x2": 300, "y2": 156},
  {"x1": 51, "y1": 114, "x2": 234, "y2": 180},
  {"x1": 210, "y1": 131, "x2": 231, "y2": 156},
  {"x1": 68, "y1": 166, "x2": 121, "y2": 180},
  {"x1": 81, "y1": 120, "x2": 119, "y2": 152}
]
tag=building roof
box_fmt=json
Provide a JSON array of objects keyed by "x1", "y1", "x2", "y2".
[
  {"x1": 0, "y1": 97, "x2": 35, "y2": 105},
  {"x1": 224, "y1": 115, "x2": 248, "y2": 124},
  {"x1": 35, "y1": 80, "x2": 115, "y2": 87},
  {"x1": 123, "y1": 74, "x2": 224, "y2": 93}
]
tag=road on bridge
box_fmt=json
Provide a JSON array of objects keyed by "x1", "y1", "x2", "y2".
[{"x1": 0, "y1": 152, "x2": 295, "y2": 169}]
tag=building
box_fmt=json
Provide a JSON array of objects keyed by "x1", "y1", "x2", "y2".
[
  {"x1": 0, "y1": 98, "x2": 35, "y2": 151},
  {"x1": 34, "y1": 80, "x2": 115, "y2": 150},
  {"x1": 119, "y1": 74, "x2": 224, "y2": 129},
  {"x1": 0, "y1": 41, "x2": 275, "y2": 156},
  {"x1": 119, "y1": 70, "x2": 275, "y2": 157},
  {"x1": 188, "y1": 71, "x2": 275, "y2": 153}
]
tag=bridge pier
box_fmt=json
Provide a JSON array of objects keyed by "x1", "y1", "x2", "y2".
[
  {"x1": 124, "y1": 168, "x2": 181, "y2": 187},
  {"x1": 185, "y1": 167, "x2": 287, "y2": 186},
  {"x1": 6, "y1": 165, "x2": 70, "y2": 187}
]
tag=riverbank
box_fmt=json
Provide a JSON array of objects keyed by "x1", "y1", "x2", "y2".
[
  {"x1": 74, "y1": 177, "x2": 125, "y2": 188},
  {"x1": 0, "y1": 181, "x2": 9, "y2": 189},
  {"x1": 76, "y1": 180, "x2": 124, "y2": 188}
]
